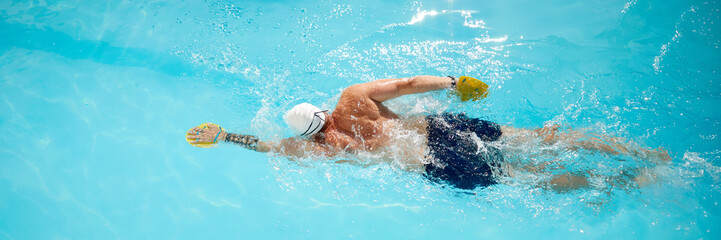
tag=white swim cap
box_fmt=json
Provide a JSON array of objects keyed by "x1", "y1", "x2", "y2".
[{"x1": 284, "y1": 103, "x2": 327, "y2": 137}]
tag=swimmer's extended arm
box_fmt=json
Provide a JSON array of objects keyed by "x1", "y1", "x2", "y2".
[
  {"x1": 351, "y1": 75, "x2": 454, "y2": 102},
  {"x1": 187, "y1": 125, "x2": 273, "y2": 152},
  {"x1": 222, "y1": 131, "x2": 315, "y2": 156},
  {"x1": 222, "y1": 132, "x2": 336, "y2": 157},
  {"x1": 190, "y1": 126, "x2": 333, "y2": 157}
]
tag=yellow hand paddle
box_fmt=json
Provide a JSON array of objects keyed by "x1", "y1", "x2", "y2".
[
  {"x1": 454, "y1": 76, "x2": 489, "y2": 101},
  {"x1": 186, "y1": 123, "x2": 224, "y2": 148}
]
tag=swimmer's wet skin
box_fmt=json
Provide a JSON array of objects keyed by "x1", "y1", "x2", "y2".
[{"x1": 186, "y1": 75, "x2": 671, "y2": 190}]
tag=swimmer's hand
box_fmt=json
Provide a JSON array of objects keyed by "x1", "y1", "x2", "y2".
[
  {"x1": 452, "y1": 76, "x2": 489, "y2": 101},
  {"x1": 186, "y1": 122, "x2": 226, "y2": 147}
]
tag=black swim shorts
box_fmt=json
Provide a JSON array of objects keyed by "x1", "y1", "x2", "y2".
[{"x1": 424, "y1": 112, "x2": 504, "y2": 189}]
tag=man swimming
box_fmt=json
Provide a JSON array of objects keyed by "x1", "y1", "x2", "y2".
[{"x1": 186, "y1": 75, "x2": 670, "y2": 190}]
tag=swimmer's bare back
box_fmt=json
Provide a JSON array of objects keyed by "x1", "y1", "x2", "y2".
[{"x1": 322, "y1": 76, "x2": 455, "y2": 151}]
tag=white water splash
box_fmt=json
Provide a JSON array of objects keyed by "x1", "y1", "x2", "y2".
[
  {"x1": 654, "y1": 6, "x2": 698, "y2": 73},
  {"x1": 407, "y1": 9, "x2": 486, "y2": 29},
  {"x1": 621, "y1": 0, "x2": 637, "y2": 14}
]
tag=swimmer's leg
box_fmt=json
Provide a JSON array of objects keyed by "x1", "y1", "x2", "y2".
[
  {"x1": 503, "y1": 161, "x2": 593, "y2": 192},
  {"x1": 547, "y1": 169, "x2": 658, "y2": 192},
  {"x1": 556, "y1": 129, "x2": 671, "y2": 164},
  {"x1": 548, "y1": 172, "x2": 590, "y2": 192},
  {"x1": 500, "y1": 124, "x2": 670, "y2": 191},
  {"x1": 502, "y1": 124, "x2": 671, "y2": 164}
]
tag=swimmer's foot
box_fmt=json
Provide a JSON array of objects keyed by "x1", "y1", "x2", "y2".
[
  {"x1": 617, "y1": 168, "x2": 658, "y2": 188},
  {"x1": 631, "y1": 168, "x2": 660, "y2": 188},
  {"x1": 534, "y1": 124, "x2": 560, "y2": 144},
  {"x1": 645, "y1": 147, "x2": 671, "y2": 165},
  {"x1": 633, "y1": 174, "x2": 653, "y2": 188}
]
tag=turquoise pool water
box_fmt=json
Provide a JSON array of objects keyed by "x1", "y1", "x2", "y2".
[{"x1": 1, "y1": 0, "x2": 720, "y2": 239}]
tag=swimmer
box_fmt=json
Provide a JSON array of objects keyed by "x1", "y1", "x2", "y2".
[{"x1": 186, "y1": 76, "x2": 670, "y2": 190}]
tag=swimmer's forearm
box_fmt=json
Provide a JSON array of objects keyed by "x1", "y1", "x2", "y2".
[
  {"x1": 366, "y1": 75, "x2": 454, "y2": 102},
  {"x1": 409, "y1": 75, "x2": 455, "y2": 92},
  {"x1": 399, "y1": 75, "x2": 456, "y2": 96},
  {"x1": 222, "y1": 132, "x2": 272, "y2": 152},
  {"x1": 395, "y1": 76, "x2": 454, "y2": 96}
]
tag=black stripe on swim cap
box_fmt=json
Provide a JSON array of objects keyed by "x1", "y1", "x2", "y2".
[
  {"x1": 300, "y1": 120, "x2": 316, "y2": 136},
  {"x1": 306, "y1": 119, "x2": 323, "y2": 137}
]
